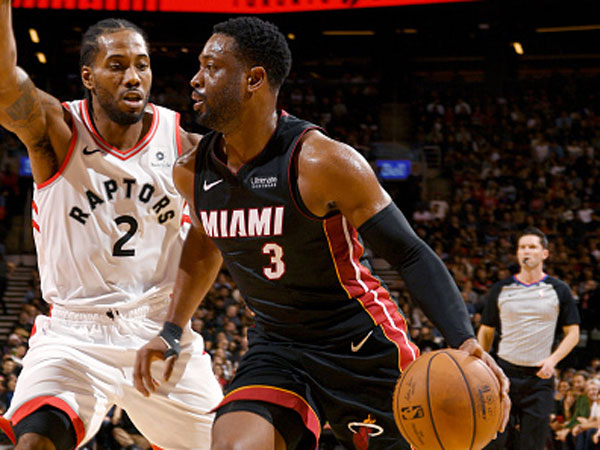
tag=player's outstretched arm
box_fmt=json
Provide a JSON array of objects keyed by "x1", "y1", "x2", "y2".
[
  {"x1": 133, "y1": 147, "x2": 223, "y2": 397},
  {"x1": 297, "y1": 130, "x2": 510, "y2": 431},
  {"x1": 0, "y1": 0, "x2": 70, "y2": 184},
  {"x1": 0, "y1": 0, "x2": 47, "y2": 141},
  {"x1": 297, "y1": 130, "x2": 473, "y2": 346}
]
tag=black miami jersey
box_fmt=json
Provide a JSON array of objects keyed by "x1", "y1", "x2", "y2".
[
  {"x1": 197, "y1": 112, "x2": 418, "y2": 449},
  {"x1": 193, "y1": 112, "x2": 417, "y2": 362}
]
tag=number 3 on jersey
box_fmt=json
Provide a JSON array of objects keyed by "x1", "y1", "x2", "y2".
[{"x1": 262, "y1": 243, "x2": 285, "y2": 280}]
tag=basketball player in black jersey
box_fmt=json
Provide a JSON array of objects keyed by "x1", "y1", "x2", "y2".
[{"x1": 135, "y1": 16, "x2": 510, "y2": 449}]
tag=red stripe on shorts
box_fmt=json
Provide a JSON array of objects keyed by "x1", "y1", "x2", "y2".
[
  {"x1": 215, "y1": 385, "x2": 320, "y2": 449},
  {"x1": 11, "y1": 396, "x2": 86, "y2": 446},
  {"x1": 323, "y1": 215, "x2": 419, "y2": 370},
  {"x1": 0, "y1": 416, "x2": 15, "y2": 444}
]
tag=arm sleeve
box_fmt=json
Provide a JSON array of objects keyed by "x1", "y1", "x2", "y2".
[{"x1": 358, "y1": 202, "x2": 475, "y2": 348}]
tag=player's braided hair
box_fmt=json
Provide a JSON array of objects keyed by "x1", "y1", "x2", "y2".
[
  {"x1": 79, "y1": 18, "x2": 149, "y2": 69},
  {"x1": 213, "y1": 16, "x2": 292, "y2": 90}
]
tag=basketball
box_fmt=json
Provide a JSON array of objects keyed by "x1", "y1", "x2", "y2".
[{"x1": 393, "y1": 349, "x2": 502, "y2": 450}]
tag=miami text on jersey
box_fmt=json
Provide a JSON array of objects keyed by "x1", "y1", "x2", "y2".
[
  {"x1": 69, "y1": 177, "x2": 176, "y2": 225},
  {"x1": 200, "y1": 206, "x2": 284, "y2": 238}
]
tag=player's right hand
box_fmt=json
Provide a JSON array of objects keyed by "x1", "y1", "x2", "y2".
[
  {"x1": 133, "y1": 335, "x2": 176, "y2": 397},
  {"x1": 458, "y1": 338, "x2": 511, "y2": 434}
]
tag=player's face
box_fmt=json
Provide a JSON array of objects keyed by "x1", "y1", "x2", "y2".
[
  {"x1": 190, "y1": 34, "x2": 247, "y2": 132},
  {"x1": 516, "y1": 234, "x2": 548, "y2": 270},
  {"x1": 83, "y1": 29, "x2": 151, "y2": 125}
]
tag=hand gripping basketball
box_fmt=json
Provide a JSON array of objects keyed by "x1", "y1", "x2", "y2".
[{"x1": 158, "y1": 321, "x2": 183, "y2": 360}]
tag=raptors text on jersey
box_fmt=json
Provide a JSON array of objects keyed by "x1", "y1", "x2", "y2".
[{"x1": 32, "y1": 100, "x2": 187, "y2": 311}]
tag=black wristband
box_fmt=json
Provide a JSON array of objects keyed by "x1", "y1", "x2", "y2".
[{"x1": 159, "y1": 321, "x2": 183, "y2": 359}]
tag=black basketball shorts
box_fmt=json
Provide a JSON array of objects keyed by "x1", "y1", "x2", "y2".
[{"x1": 215, "y1": 325, "x2": 415, "y2": 450}]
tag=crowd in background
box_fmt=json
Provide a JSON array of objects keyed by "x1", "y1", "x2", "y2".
[{"x1": 0, "y1": 68, "x2": 599, "y2": 448}]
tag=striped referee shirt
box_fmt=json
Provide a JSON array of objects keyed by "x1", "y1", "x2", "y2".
[{"x1": 482, "y1": 275, "x2": 580, "y2": 367}]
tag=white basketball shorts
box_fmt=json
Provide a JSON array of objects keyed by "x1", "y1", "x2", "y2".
[{"x1": 3, "y1": 299, "x2": 223, "y2": 449}]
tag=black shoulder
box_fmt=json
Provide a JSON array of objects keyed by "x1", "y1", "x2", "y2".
[
  {"x1": 489, "y1": 276, "x2": 515, "y2": 296},
  {"x1": 544, "y1": 276, "x2": 574, "y2": 300},
  {"x1": 278, "y1": 112, "x2": 323, "y2": 139}
]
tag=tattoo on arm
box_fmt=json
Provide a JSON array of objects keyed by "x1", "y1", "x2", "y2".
[
  {"x1": 4, "y1": 78, "x2": 38, "y2": 123},
  {"x1": 6, "y1": 90, "x2": 36, "y2": 122}
]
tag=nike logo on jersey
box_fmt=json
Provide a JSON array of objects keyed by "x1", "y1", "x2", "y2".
[
  {"x1": 351, "y1": 330, "x2": 374, "y2": 352},
  {"x1": 82, "y1": 146, "x2": 102, "y2": 155},
  {"x1": 203, "y1": 179, "x2": 224, "y2": 191}
]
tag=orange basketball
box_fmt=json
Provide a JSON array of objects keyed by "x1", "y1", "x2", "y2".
[{"x1": 393, "y1": 349, "x2": 502, "y2": 450}]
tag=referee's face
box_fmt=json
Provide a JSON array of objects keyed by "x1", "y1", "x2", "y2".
[{"x1": 517, "y1": 234, "x2": 548, "y2": 270}]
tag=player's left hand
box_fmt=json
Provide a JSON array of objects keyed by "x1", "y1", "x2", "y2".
[
  {"x1": 458, "y1": 337, "x2": 511, "y2": 434},
  {"x1": 133, "y1": 335, "x2": 176, "y2": 397}
]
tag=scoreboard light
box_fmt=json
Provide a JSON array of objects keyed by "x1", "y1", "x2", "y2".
[{"x1": 13, "y1": 0, "x2": 477, "y2": 13}]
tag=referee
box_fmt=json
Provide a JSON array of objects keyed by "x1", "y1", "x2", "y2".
[{"x1": 478, "y1": 226, "x2": 580, "y2": 450}]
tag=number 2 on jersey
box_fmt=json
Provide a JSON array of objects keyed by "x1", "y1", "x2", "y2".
[
  {"x1": 262, "y1": 243, "x2": 285, "y2": 280},
  {"x1": 113, "y1": 215, "x2": 138, "y2": 257}
]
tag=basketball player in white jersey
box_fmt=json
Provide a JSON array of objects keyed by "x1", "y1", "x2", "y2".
[{"x1": 0, "y1": 3, "x2": 223, "y2": 449}]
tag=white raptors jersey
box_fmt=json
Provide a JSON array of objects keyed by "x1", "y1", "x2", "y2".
[{"x1": 32, "y1": 99, "x2": 188, "y2": 311}]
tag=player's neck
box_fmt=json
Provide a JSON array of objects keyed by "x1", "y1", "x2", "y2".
[
  {"x1": 91, "y1": 103, "x2": 148, "y2": 151},
  {"x1": 517, "y1": 267, "x2": 545, "y2": 284},
  {"x1": 221, "y1": 108, "x2": 278, "y2": 172}
]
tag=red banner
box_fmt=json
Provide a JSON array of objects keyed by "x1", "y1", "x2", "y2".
[{"x1": 13, "y1": 0, "x2": 476, "y2": 13}]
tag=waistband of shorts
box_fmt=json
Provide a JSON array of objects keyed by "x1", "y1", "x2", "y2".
[
  {"x1": 49, "y1": 297, "x2": 170, "y2": 321},
  {"x1": 498, "y1": 357, "x2": 540, "y2": 375}
]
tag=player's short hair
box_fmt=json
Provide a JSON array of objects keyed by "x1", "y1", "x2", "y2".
[
  {"x1": 517, "y1": 226, "x2": 548, "y2": 248},
  {"x1": 213, "y1": 16, "x2": 292, "y2": 90},
  {"x1": 80, "y1": 18, "x2": 149, "y2": 69}
]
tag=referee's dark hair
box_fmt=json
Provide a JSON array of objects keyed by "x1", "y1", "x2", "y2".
[{"x1": 517, "y1": 227, "x2": 548, "y2": 249}]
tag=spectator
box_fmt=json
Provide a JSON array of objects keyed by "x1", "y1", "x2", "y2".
[
  {"x1": 571, "y1": 379, "x2": 600, "y2": 449},
  {"x1": 556, "y1": 371, "x2": 592, "y2": 443},
  {"x1": 0, "y1": 253, "x2": 7, "y2": 315},
  {"x1": 110, "y1": 406, "x2": 152, "y2": 450}
]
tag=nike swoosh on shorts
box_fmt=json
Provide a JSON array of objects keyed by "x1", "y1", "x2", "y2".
[{"x1": 351, "y1": 330, "x2": 374, "y2": 352}]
